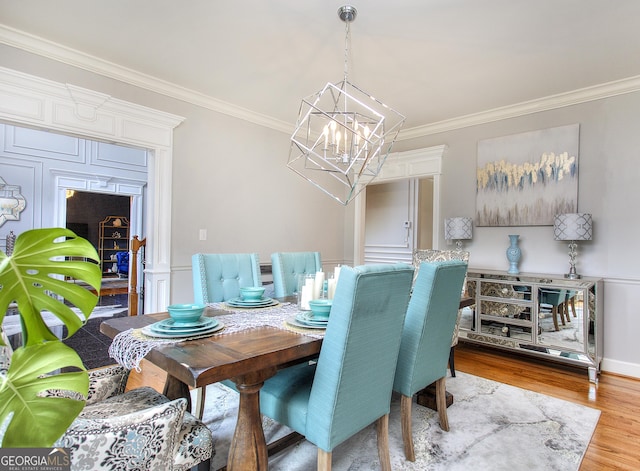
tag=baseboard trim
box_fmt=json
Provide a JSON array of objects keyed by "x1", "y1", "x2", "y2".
[{"x1": 601, "y1": 357, "x2": 640, "y2": 380}]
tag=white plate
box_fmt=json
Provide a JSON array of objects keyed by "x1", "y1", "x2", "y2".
[{"x1": 142, "y1": 321, "x2": 225, "y2": 338}]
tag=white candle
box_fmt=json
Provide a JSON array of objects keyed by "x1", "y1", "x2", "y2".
[
  {"x1": 314, "y1": 271, "x2": 325, "y2": 300},
  {"x1": 327, "y1": 278, "x2": 337, "y2": 299},
  {"x1": 300, "y1": 285, "x2": 312, "y2": 310},
  {"x1": 334, "y1": 266, "x2": 341, "y2": 284}
]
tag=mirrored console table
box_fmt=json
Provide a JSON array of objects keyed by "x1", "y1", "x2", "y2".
[{"x1": 459, "y1": 269, "x2": 603, "y2": 382}]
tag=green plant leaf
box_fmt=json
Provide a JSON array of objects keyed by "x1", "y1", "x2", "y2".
[
  {"x1": 0, "y1": 228, "x2": 101, "y2": 346},
  {"x1": 0, "y1": 342, "x2": 89, "y2": 447}
]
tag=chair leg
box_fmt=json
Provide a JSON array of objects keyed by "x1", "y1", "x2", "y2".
[
  {"x1": 400, "y1": 394, "x2": 415, "y2": 462},
  {"x1": 552, "y1": 306, "x2": 559, "y2": 331},
  {"x1": 376, "y1": 414, "x2": 392, "y2": 471},
  {"x1": 318, "y1": 448, "x2": 332, "y2": 471},
  {"x1": 194, "y1": 386, "x2": 205, "y2": 419},
  {"x1": 449, "y1": 346, "x2": 456, "y2": 377},
  {"x1": 435, "y1": 377, "x2": 450, "y2": 431}
]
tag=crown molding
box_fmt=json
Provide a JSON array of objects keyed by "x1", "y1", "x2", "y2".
[
  {"x1": 3, "y1": 24, "x2": 640, "y2": 140},
  {"x1": 0, "y1": 25, "x2": 292, "y2": 134},
  {"x1": 398, "y1": 75, "x2": 640, "y2": 140}
]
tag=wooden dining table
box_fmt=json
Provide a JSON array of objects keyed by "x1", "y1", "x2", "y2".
[
  {"x1": 100, "y1": 300, "x2": 322, "y2": 471},
  {"x1": 100, "y1": 295, "x2": 474, "y2": 470}
]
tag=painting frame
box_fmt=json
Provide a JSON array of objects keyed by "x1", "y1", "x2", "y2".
[{"x1": 475, "y1": 124, "x2": 579, "y2": 227}]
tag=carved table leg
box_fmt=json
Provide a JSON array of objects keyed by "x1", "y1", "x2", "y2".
[{"x1": 227, "y1": 368, "x2": 277, "y2": 471}]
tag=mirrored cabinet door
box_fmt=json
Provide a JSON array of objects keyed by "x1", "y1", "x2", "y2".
[{"x1": 461, "y1": 270, "x2": 603, "y2": 382}]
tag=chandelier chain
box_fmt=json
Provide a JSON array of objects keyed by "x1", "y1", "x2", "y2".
[{"x1": 343, "y1": 20, "x2": 350, "y2": 82}]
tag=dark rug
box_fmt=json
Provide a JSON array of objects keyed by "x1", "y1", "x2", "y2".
[{"x1": 63, "y1": 311, "x2": 128, "y2": 369}]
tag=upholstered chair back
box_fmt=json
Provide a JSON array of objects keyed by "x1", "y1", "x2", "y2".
[
  {"x1": 304, "y1": 263, "x2": 414, "y2": 451},
  {"x1": 192, "y1": 253, "x2": 262, "y2": 303},
  {"x1": 393, "y1": 260, "x2": 468, "y2": 397},
  {"x1": 270, "y1": 251, "x2": 322, "y2": 298},
  {"x1": 412, "y1": 249, "x2": 469, "y2": 284},
  {"x1": 412, "y1": 249, "x2": 470, "y2": 347}
]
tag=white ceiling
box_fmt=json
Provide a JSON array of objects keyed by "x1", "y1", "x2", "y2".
[{"x1": 2, "y1": 0, "x2": 640, "y2": 134}]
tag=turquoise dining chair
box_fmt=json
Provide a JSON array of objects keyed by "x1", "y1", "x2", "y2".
[
  {"x1": 412, "y1": 249, "x2": 470, "y2": 377},
  {"x1": 258, "y1": 263, "x2": 414, "y2": 470},
  {"x1": 271, "y1": 251, "x2": 322, "y2": 298},
  {"x1": 192, "y1": 252, "x2": 262, "y2": 304},
  {"x1": 393, "y1": 260, "x2": 468, "y2": 462},
  {"x1": 191, "y1": 252, "x2": 262, "y2": 418}
]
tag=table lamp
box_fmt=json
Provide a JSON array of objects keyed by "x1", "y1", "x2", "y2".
[
  {"x1": 553, "y1": 213, "x2": 593, "y2": 279},
  {"x1": 445, "y1": 217, "x2": 473, "y2": 249}
]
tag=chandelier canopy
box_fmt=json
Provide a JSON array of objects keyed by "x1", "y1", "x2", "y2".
[{"x1": 288, "y1": 5, "x2": 406, "y2": 205}]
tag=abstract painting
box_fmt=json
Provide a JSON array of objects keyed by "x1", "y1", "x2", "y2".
[{"x1": 475, "y1": 124, "x2": 579, "y2": 226}]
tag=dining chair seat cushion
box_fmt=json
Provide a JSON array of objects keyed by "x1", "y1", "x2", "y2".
[{"x1": 259, "y1": 361, "x2": 317, "y2": 434}]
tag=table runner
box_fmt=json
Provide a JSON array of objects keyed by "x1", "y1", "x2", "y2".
[{"x1": 108, "y1": 301, "x2": 325, "y2": 371}]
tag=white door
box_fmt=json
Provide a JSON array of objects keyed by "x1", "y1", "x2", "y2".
[
  {"x1": 364, "y1": 179, "x2": 417, "y2": 264},
  {"x1": 364, "y1": 178, "x2": 435, "y2": 265}
]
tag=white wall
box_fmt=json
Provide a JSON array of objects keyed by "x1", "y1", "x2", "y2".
[{"x1": 394, "y1": 92, "x2": 640, "y2": 376}]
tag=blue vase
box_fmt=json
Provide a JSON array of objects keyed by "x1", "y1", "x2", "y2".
[{"x1": 506, "y1": 235, "x2": 521, "y2": 274}]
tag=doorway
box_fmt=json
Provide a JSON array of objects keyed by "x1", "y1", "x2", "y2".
[
  {"x1": 363, "y1": 178, "x2": 434, "y2": 265},
  {"x1": 0, "y1": 68, "x2": 183, "y2": 313},
  {"x1": 66, "y1": 191, "x2": 131, "y2": 307},
  {"x1": 353, "y1": 146, "x2": 445, "y2": 265}
]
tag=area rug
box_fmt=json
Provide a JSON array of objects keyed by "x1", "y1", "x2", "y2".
[{"x1": 198, "y1": 371, "x2": 600, "y2": 471}]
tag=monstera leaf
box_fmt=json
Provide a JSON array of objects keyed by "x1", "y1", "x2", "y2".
[
  {"x1": 0, "y1": 341, "x2": 89, "y2": 447},
  {"x1": 0, "y1": 228, "x2": 101, "y2": 346},
  {"x1": 0, "y1": 228, "x2": 101, "y2": 446}
]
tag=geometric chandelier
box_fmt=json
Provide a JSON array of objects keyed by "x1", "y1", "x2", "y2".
[{"x1": 288, "y1": 5, "x2": 406, "y2": 205}]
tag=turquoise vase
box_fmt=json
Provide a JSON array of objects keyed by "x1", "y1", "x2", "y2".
[{"x1": 506, "y1": 235, "x2": 521, "y2": 274}]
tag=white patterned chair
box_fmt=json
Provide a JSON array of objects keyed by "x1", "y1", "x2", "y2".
[
  {"x1": 412, "y1": 249, "x2": 470, "y2": 377},
  {"x1": 53, "y1": 364, "x2": 213, "y2": 471},
  {"x1": 0, "y1": 333, "x2": 213, "y2": 471}
]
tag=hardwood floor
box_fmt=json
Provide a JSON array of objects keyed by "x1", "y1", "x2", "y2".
[{"x1": 126, "y1": 342, "x2": 640, "y2": 470}]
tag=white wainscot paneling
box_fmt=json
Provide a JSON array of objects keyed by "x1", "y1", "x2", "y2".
[
  {"x1": 5, "y1": 125, "x2": 84, "y2": 162},
  {"x1": 92, "y1": 141, "x2": 148, "y2": 172},
  {"x1": 0, "y1": 157, "x2": 42, "y2": 231}
]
